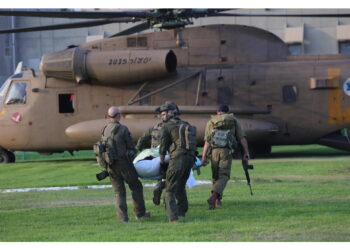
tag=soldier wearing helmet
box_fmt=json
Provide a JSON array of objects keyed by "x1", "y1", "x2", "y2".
[
  {"x1": 135, "y1": 103, "x2": 179, "y2": 206},
  {"x1": 136, "y1": 102, "x2": 179, "y2": 151},
  {"x1": 158, "y1": 101, "x2": 197, "y2": 223}
]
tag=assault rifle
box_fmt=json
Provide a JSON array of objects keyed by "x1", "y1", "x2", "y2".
[
  {"x1": 242, "y1": 158, "x2": 254, "y2": 196},
  {"x1": 96, "y1": 170, "x2": 109, "y2": 181},
  {"x1": 234, "y1": 144, "x2": 254, "y2": 195}
]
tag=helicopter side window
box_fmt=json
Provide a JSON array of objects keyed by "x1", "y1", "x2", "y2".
[
  {"x1": 127, "y1": 37, "x2": 147, "y2": 48},
  {"x1": 137, "y1": 37, "x2": 147, "y2": 47},
  {"x1": 282, "y1": 85, "x2": 298, "y2": 103},
  {"x1": 5, "y1": 82, "x2": 27, "y2": 105},
  {"x1": 339, "y1": 41, "x2": 350, "y2": 54},
  {"x1": 288, "y1": 43, "x2": 303, "y2": 55},
  {"x1": 217, "y1": 87, "x2": 232, "y2": 105},
  {"x1": 127, "y1": 38, "x2": 137, "y2": 47},
  {"x1": 59, "y1": 93, "x2": 75, "y2": 113},
  {"x1": 139, "y1": 89, "x2": 151, "y2": 105}
]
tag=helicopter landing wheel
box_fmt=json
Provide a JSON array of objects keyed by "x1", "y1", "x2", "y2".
[
  {"x1": 0, "y1": 148, "x2": 14, "y2": 164},
  {"x1": 8, "y1": 151, "x2": 15, "y2": 163}
]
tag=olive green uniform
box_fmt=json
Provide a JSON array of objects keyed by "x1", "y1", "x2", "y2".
[
  {"x1": 103, "y1": 121, "x2": 147, "y2": 222},
  {"x1": 159, "y1": 118, "x2": 196, "y2": 221},
  {"x1": 136, "y1": 122, "x2": 166, "y2": 206},
  {"x1": 204, "y1": 114, "x2": 246, "y2": 199},
  {"x1": 136, "y1": 122, "x2": 163, "y2": 151}
]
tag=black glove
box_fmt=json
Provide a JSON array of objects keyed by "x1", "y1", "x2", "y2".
[{"x1": 126, "y1": 149, "x2": 137, "y2": 162}]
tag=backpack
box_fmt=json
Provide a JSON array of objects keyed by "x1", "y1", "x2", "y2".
[
  {"x1": 93, "y1": 123, "x2": 120, "y2": 169},
  {"x1": 211, "y1": 113, "x2": 235, "y2": 130},
  {"x1": 178, "y1": 120, "x2": 197, "y2": 151},
  {"x1": 210, "y1": 114, "x2": 238, "y2": 150}
]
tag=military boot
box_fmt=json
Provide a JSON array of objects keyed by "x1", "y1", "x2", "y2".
[
  {"x1": 207, "y1": 192, "x2": 218, "y2": 210},
  {"x1": 215, "y1": 194, "x2": 222, "y2": 206},
  {"x1": 153, "y1": 180, "x2": 165, "y2": 205},
  {"x1": 136, "y1": 211, "x2": 151, "y2": 220}
]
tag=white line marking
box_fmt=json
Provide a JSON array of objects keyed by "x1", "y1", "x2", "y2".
[{"x1": 0, "y1": 180, "x2": 219, "y2": 194}]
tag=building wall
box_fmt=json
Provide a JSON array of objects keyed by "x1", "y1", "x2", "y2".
[
  {"x1": 0, "y1": 16, "x2": 15, "y2": 84},
  {"x1": 1, "y1": 8, "x2": 350, "y2": 84}
]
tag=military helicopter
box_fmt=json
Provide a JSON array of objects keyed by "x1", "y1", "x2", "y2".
[{"x1": 1, "y1": 8, "x2": 350, "y2": 163}]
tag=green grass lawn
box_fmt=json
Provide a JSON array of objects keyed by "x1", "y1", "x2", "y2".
[{"x1": 0, "y1": 145, "x2": 349, "y2": 241}]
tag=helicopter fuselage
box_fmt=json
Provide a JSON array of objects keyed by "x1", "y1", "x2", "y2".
[{"x1": 1, "y1": 24, "x2": 350, "y2": 161}]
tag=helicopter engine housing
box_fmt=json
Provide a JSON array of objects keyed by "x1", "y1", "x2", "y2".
[{"x1": 40, "y1": 47, "x2": 177, "y2": 85}]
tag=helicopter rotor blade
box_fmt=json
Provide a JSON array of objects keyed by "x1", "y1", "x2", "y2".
[
  {"x1": 1, "y1": 8, "x2": 349, "y2": 35},
  {"x1": 208, "y1": 12, "x2": 350, "y2": 18},
  {"x1": 0, "y1": 18, "x2": 140, "y2": 34},
  {"x1": 109, "y1": 21, "x2": 151, "y2": 37},
  {"x1": 0, "y1": 8, "x2": 152, "y2": 19},
  {"x1": 0, "y1": 8, "x2": 349, "y2": 20}
]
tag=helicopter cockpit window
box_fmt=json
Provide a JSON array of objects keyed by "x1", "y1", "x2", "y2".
[
  {"x1": 5, "y1": 82, "x2": 27, "y2": 105},
  {"x1": 0, "y1": 79, "x2": 11, "y2": 105},
  {"x1": 282, "y1": 85, "x2": 298, "y2": 103},
  {"x1": 59, "y1": 93, "x2": 75, "y2": 113}
]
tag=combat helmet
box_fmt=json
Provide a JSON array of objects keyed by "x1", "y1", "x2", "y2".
[{"x1": 158, "y1": 101, "x2": 180, "y2": 116}]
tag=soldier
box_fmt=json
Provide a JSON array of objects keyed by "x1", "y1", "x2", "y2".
[
  {"x1": 201, "y1": 104, "x2": 250, "y2": 209},
  {"x1": 102, "y1": 106, "x2": 150, "y2": 222},
  {"x1": 136, "y1": 107, "x2": 163, "y2": 152},
  {"x1": 136, "y1": 106, "x2": 166, "y2": 206},
  {"x1": 158, "y1": 102, "x2": 197, "y2": 223}
]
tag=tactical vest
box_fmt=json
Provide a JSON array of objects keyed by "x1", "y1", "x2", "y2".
[
  {"x1": 150, "y1": 123, "x2": 162, "y2": 148},
  {"x1": 210, "y1": 113, "x2": 238, "y2": 150},
  {"x1": 93, "y1": 123, "x2": 120, "y2": 168},
  {"x1": 169, "y1": 119, "x2": 197, "y2": 153}
]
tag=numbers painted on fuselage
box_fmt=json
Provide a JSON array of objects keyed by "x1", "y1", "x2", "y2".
[
  {"x1": 108, "y1": 57, "x2": 152, "y2": 66},
  {"x1": 108, "y1": 58, "x2": 127, "y2": 65}
]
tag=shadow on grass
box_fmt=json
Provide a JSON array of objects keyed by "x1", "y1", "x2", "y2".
[
  {"x1": 14, "y1": 150, "x2": 95, "y2": 164},
  {"x1": 16, "y1": 157, "x2": 95, "y2": 164},
  {"x1": 262, "y1": 145, "x2": 350, "y2": 159},
  {"x1": 13, "y1": 145, "x2": 350, "y2": 163}
]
